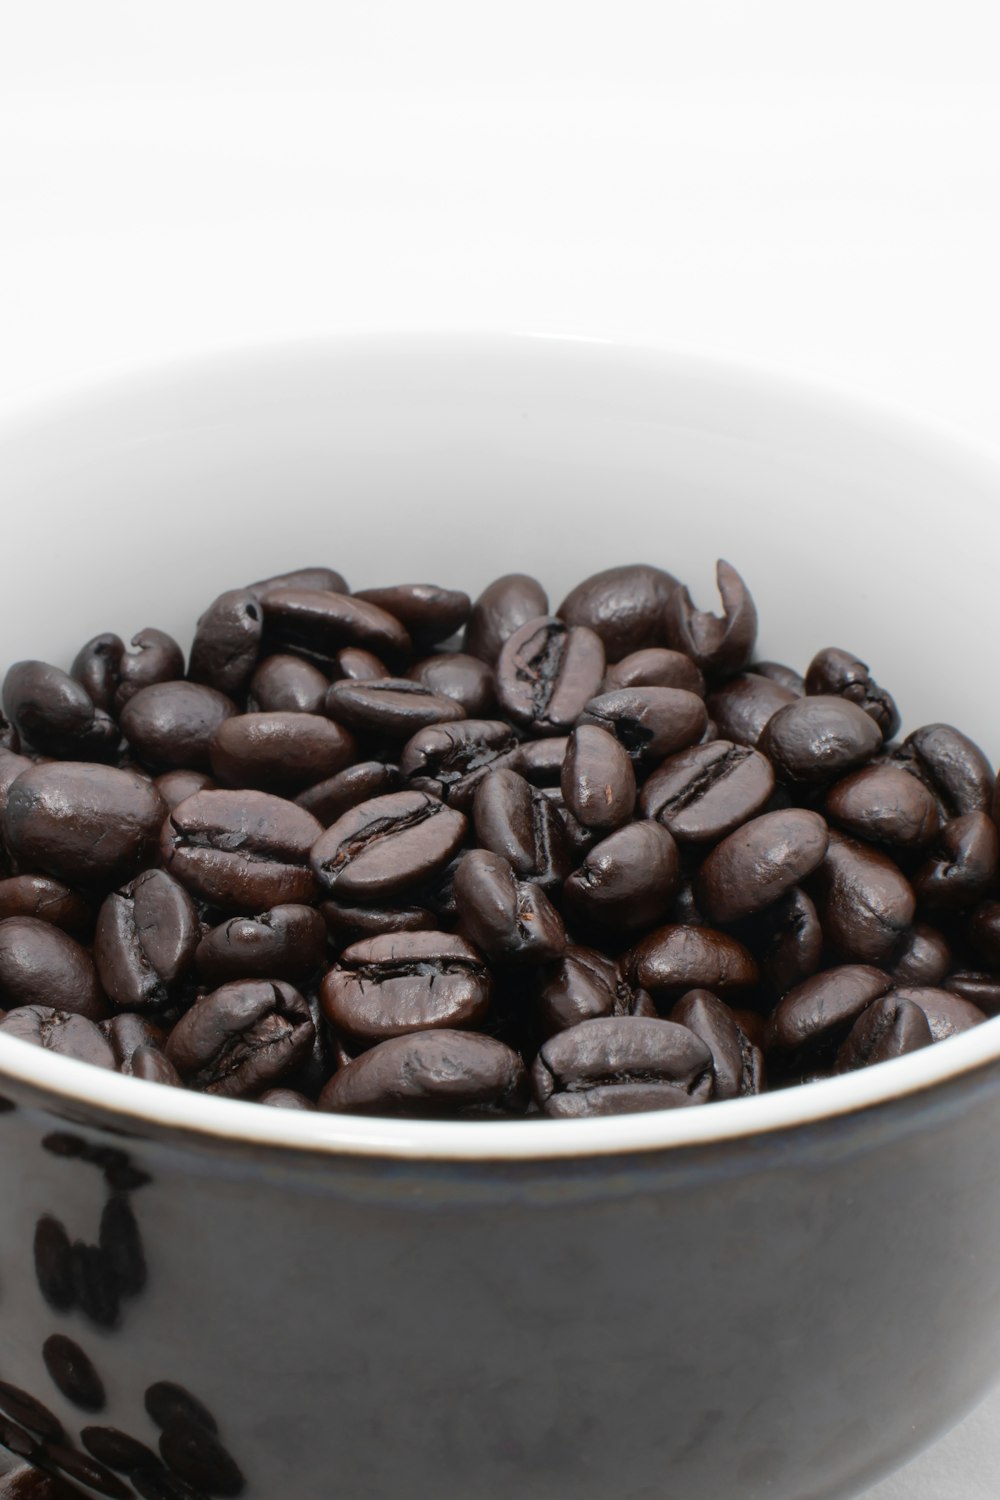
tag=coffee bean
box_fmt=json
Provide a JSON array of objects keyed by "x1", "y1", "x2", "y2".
[
  {"x1": 765, "y1": 965, "x2": 893, "y2": 1061},
  {"x1": 751, "y1": 660, "x2": 806, "y2": 694},
  {"x1": 72, "y1": 633, "x2": 125, "y2": 712},
  {"x1": 563, "y1": 821, "x2": 680, "y2": 932},
  {"x1": 209, "y1": 712, "x2": 356, "y2": 792},
  {"x1": 249, "y1": 565, "x2": 349, "y2": 598},
  {"x1": 81, "y1": 1426, "x2": 161, "y2": 1476},
  {"x1": 113, "y1": 630, "x2": 187, "y2": 713},
  {"x1": 0, "y1": 1384, "x2": 64, "y2": 1443},
  {"x1": 320, "y1": 900, "x2": 435, "y2": 943},
  {"x1": 825, "y1": 764, "x2": 941, "y2": 850},
  {"x1": 248, "y1": 654, "x2": 329, "y2": 715},
  {"x1": 560, "y1": 724, "x2": 636, "y2": 833},
  {"x1": 707, "y1": 673, "x2": 798, "y2": 748},
  {"x1": 0, "y1": 875, "x2": 91, "y2": 938},
  {"x1": 538, "y1": 947, "x2": 623, "y2": 1034},
  {"x1": 670, "y1": 989, "x2": 764, "y2": 1098},
  {"x1": 580, "y1": 686, "x2": 708, "y2": 763},
  {"x1": 154, "y1": 770, "x2": 216, "y2": 812},
  {"x1": 756, "y1": 886, "x2": 824, "y2": 994},
  {"x1": 325, "y1": 678, "x2": 465, "y2": 737},
  {"x1": 258, "y1": 1088, "x2": 316, "y2": 1109},
  {"x1": 512, "y1": 737, "x2": 570, "y2": 785},
  {"x1": 664, "y1": 560, "x2": 757, "y2": 677},
  {"x1": 34, "y1": 1214, "x2": 75, "y2": 1312},
  {"x1": 333, "y1": 647, "x2": 390, "y2": 682},
  {"x1": 407, "y1": 653, "x2": 495, "y2": 717},
  {"x1": 158, "y1": 1418, "x2": 244, "y2": 1498},
  {"x1": 131, "y1": 1046, "x2": 183, "y2": 1086},
  {"x1": 353, "y1": 583, "x2": 471, "y2": 648},
  {"x1": 805, "y1": 647, "x2": 900, "y2": 738},
  {"x1": 944, "y1": 972, "x2": 1000, "y2": 1015},
  {"x1": 896, "y1": 722, "x2": 995, "y2": 817},
  {"x1": 310, "y1": 789, "x2": 467, "y2": 902},
  {"x1": 188, "y1": 590, "x2": 263, "y2": 698},
  {"x1": 261, "y1": 587, "x2": 411, "y2": 664},
  {"x1": 5, "y1": 762, "x2": 166, "y2": 888},
  {"x1": 811, "y1": 832, "x2": 916, "y2": 963},
  {"x1": 144, "y1": 1384, "x2": 217, "y2": 1435},
  {"x1": 0, "y1": 916, "x2": 105, "y2": 1018},
  {"x1": 968, "y1": 900, "x2": 1000, "y2": 967},
  {"x1": 320, "y1": 1029, "x2": 528, "y2": 1116},
  {"x1": 162, "y1": 789, "x2": 321, "y2": 910},
  {"x1": 131, "y1": 1462, "x2": 208, "y2": 1500},
  {"x1": 100, "y1": 1013, "x2": 167, "y2": 1072},
  {"x1": 195, "y1": 904, "x2": 326, "y2": 985},
  {"x1": 533, "y1": 1016, "x2": 712, "y2": 1117},
  {"x1": 321, "y1": 931, "x2": 491, "y2": 1045},
  {"x1": 892, "y1": 985, "x2": 987, "y2": 1040},
  {"x1": 639, "y1": 740, "x2": 774, "y2": 844},
  {"x1": 93, "y1": 870, "x2": 199, "y2": 1008},
  {"x1": 495, "y1": 616, "x2": 605, "y2": 735},
  {"x1": 399, "y1": 721, "x2": 519, "y2": 810},
  {"x1": 42, "y1": 1334, "x2": 105, "y2": 1412},
  {"x1": 99, "y1": 1192, "x2": 146, "y2": 1296},
  {"x1": 472, "y1": 769, "x2": 571, "y2": 889},
  {"x1": 295, "y1": 759, "x2": 399, "y2": 825},
  {"x1": 0, "y1": 747, "x2": 34, "y2": 818},
  {"x1": 836, "y1": 992, "x2": 933, "y2": 1071},
  {"x1": 463, "y1": 573, "x2": 549, "y2": 664},
  {"x1": 121, "y1": 683, "x2": 237, "y2": 772},
  {"x1": 3, "y1": 661, "x2": 119, "y2": 761},
  {"x1": 454, "y1": 850, "x2": 565, "y2": 964},
  {"x1": 892, "y1": 924, "x2": 952, "y2": 986},
  {"x1": 165, "y1": 979, "x2": 314, "y2": 1097},
  {"x1": 760, "y1": 695, "x2": 883, "y2": 785},
  {"x1": 557, "y1": 564, "x2": 678, "y2": 660},
  {"x1": 913, "y1": 811, "x2": 999, "y2": 911},
  {"x1": 603, "y1": 647, "x2": 705, "y2": 697},
  {"x1": 696, "y1": 809, "x2": 829, "y2": 925},
  {"x1": 630, "y1": 925, "x2": 759, "y2": 997}
]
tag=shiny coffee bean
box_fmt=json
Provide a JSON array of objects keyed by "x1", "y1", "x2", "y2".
[
  {"x1": 630, "y1": 924, "x2": 759, "y2": 997},
  {"x1": 805, "y1": 646, "x2": 900, "y2": 738},
  {"x1": 561, "y1": 724, "x2": 636, "y2": 833},
  {"x1": 751, "y1": 660, "x2": 806, "y2": 694},
  {"x1": 72, "y1": 633, "x2": 125, "y2": 712},
  {"x1": 913, "y1": 811, "x2": 999, "y2": 911},
  {"x1": 495, "y1": 616, "x2": 605, "y2": 735},
  {"x1": 0, "y1": 1006, "x2": 114, "y2": 1067},
  {"x1": 311, "y1": 790, "x2": 467, "y2": 901},
  {"x1": 188, "y1": 589, "x2": 263, "y2": 698},
  {"x1": 664, "y1": 560, "x2": 757, "y2": 677},
  {"x1": 897, "y1": 722, "x2": 995, "y2": 817},
  {"x1": 248, "y1": 654, "x2": 328, "y2": 714},
  {"x1": 580, "y1": 687, "x2": 707, "y2": 763},
  {"x1": 760, "y1": 695, "x2": 883, "y2": 785},
  {"x1": 165, "y1": 979, "x2": 314, "y2": 1097},
  {"x1": 320, "y1": 1029, "x2": 529, "y2": 1116},
  {"x1": 513, "y1": 737, "x2": 569, "y2": 785},
  {"x1": 892, "y1": 924, "x2": 952, "y2": 986},
  {"x1": 121, "y1": 682, "x2": 237, "y2": 772},
  {"x1": 943, "y1": 972, "x2": 1000, "y2": 1015},
  {"x1": 825, "y1": 763, "x2": 940, "y2": 850},
  {"x1": 557, "y1": 564, "x2": 678, "y2": 661},
  {"x1": 639, "y1": 740, "x2": 775, "y2": 843},
  {"x1": 533, "y1": 1016, "x2": 712, "y2": 1117},
  {"x1": 399, "y1": 720, "x2": 519, "y2": 810},
  {"x1": 765, "y1": 966, "x2": 893, "y2": 1061},
  {"x1": 295, "y1": 759, "x2": 398, "y2": 825},
  {"x1": 892, "y1": 985, "x2": 987, "y2": 1040},
  {"x1": 261, "y1": 587, "x2": 411, "y2": 664},
  {"x1": 113, "y1": 630, "x2": 187, "y2": 713},
  {"x1": 100, "y1": 1013, "x2": 166, "y2": 1073},
  {"x1": 539, "y1": 947, "x2": 624, "y2": 1034},
  {"x1": 408, "y1": 652, "x2": 495, "y2": 717},
  {"x1": 455, "y1": 849, "x2": 566, "y2": 964},
  {"x1": 670, "y1": 989, "x2": 764, "y2": 1099},
  {"x1": 811, "y1": 832, "x2": 915, "y2": 964},
  {"x1": 320, "y1": 900, "x2": 435, "y2": 943},
  {"x1": 0, "y1": 746, "x2": 34, "y2": 817},
  {"x1": 195, "y1": 904, "x2": 327, "y2": 985},
  {"x1": 564, "y1": 821, "x2": 680, "y2": 932},
  {"x1": 5, "y1": 761, "x2": 166, "y2": 887},
  {"x1": 546, "y1": 792, "x2": 597, "y2": 862},
  {"x1": 153, "y1": 769, "x2": 216, "y2": 812},
  {"x1": 157, "y1": 1418, "x2": 245, "y2": 1498},
  {"x1": 258, "y1": 1087, "x2": 316, "y2": 1109},
  {"x1": 353, "y1": 583, "x2": 471, "y2": 648},
  {"x1": 968, "y1": 900, "x2": 1000, "y2": 967},
  {"x1": 249, "y1": 565, "x2": 349, "y2": 597},
  {"x1": 756, "y1": 886, "x2": 824, "y2": 995},
  {"x1": 473, "y1": 769, "x2": 571, "y2": 889},
  {"x1": 93, "y1": 870, "x2": 199, "y2": 1008},
  {"x1": 162, "y1": 789, "x2": 322, "y2": 910},
  {"x1": 130, "y1": 1045, "x2": 183, "y2": 1085},
  {"x1": 3, "y1": 662, "x2": 119, "y2": 761},
  {"x1": 463, "y1": 573, "x2": 549, "y2": 664},
  {"x1": 707, "y1": 673, "x2": 798, "y2": 748},
  {"x1": 0, "y1": 917, "x2": 106, "y2": 1019},
  {"x1": 836, "y1": 993, "x2": 933, "y2": 1071},
  {"x1": 325, "y1": 678, "x2": 465, "y2": 737},
  {"x1": 696, "y1": 809, "x2": 829, "y2": 924},
  {"x1": 333, "y1": 647, "x2": 390, "y2": 682},
  {"x1": 0, "y1": 1383, "x2": 65, "y2": 1443},
  {"x1": 42, "y1": 1334, "x2": 105, "y2": 1412},
  {"x1": 0, "y1": 875, "x2": 91, "y2": 938},
  {"x1": 321, "y1": 931, "x2": 491, "y2": 1045},
  {"x1": 209, "y1": 711, "x2": 356, "y2": 792},
  {"x1": 603, "y1": 647, "x2": 705, "y2": 697}
]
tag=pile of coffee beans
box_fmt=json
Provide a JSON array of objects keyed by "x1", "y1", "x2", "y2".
[{"x1": 0, "y1": 560, "x2": 996, "y2": 1120}]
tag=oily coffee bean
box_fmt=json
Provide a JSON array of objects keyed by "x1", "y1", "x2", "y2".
[
  {"x1": 165, "y1": 979, "x2": 314, "y2": 1097},
  {"x1": 756, "y1": 886, "x2": 824, "y2": 995},
  {"x1": 0, "y1": 1006, "x2": 114, "y2": 1067},
  {"x1": 463, "y1": 573, "x2": 549, "y2": 664},
  {"x1": 261, "y1": 587, "x2": 411, "y2": 663},
  {"x1": 0, "y1": 916, "x2": 106, "y2": 1018},
  {"x1": 353, "y1": 583, "x2": 471, "y2": 648},
  {"x1": 121, "y1": 682, "x2": 237, "y2": 772},
  {"x1": 320, "y1": 1029, "x2": 529, "y2": 1115},
  {"x1": 399, "y1": 720, "x2": 519, "y2": 810},
  {"x1": 825, "y1": 763, "x2": 941, "y2": 850},
  {"x1": 209, "y1": 712, "x2": 356, "y2": 792},
  {"x1": 320, "y1": 900, "x2": 436, "y2": 943},
  {"x1": 533, "y1": 1016, "x2": 712, "y2": 1117},
  {"x1": 0, "y1": 875, "x2": 91, "y2": 937},
  {"x1": 195, "y1": 904, "x2": 327, "y2": 985},
  {"x1": 750, "y1": 660, "x2": 806, "y2": 694},
  {"x1": 112, "y1": 630, "x2": 187, "y2": 713},
  {"x1": 454, "y1": 850, "x2": 566, "y2": 964},
  {"x1": 513, "y1": 737, "x2": 570, "y2": 785},
  {"x1": 944, "y1": 972, "x2": 1000, "y2": 1016},
  {"x1": 154, "y1": 770, "x2": 216, "y2": 812},
  {"x1": 162, "y1": 789, "x2": 321, "y2": 910},
  {"x1": 670, "y1": 989, "x2": 764, "y2": 1099},
  {"x1": 896, "y1": 722, "x2": 995, "y2": 817},
  {"x1": 580, "y1": 686, "x2": 707, "y2": 763},
  {"x1": 892, "y1": 986, "x2": 987, "y2": 1040},
  {"x1": 295, "y1": 759, "x2": 399, "y2": 825},
  {"x1": 765, "y1": 966, "x2": 893, "y2": 1062},
  {"x1": 249, "y1": 565, "x2": 349, "y2": 598},
  {"x1": 639, "y1": 740, "x2": 775, "y2": 844},
  {"x1": 258, "y1": 1087, "x2": 316, "y2": 1109},
  {"x1": 760, "y1": 696, "x2": 883, "y2": 785},
  {"x1": 563, "y1": 821, "x2": 680, "y2": 932},
  {"x1": 248, "y1": 654, "x2": 329, "y2": 714},
  {"x1": 810, "y1": 832, "x2": 916, "y2": 964},
  {"x1": 561, "y1": 724, "x2": 636, "y2": 833},
  {"x1": 805, "y1": 647, "x2": 900, "y2": 738},
  {"x1": 72, "y1": 633, "x2": 125, "y2": 712},
  {"x1": 495, "y1": 617, "x2": 605, "y2": 735},
  {"x1": 472, "y1": 769, "x2": 571, "y2": 889},
  {"x1": 131, "y1": 1045, "x2": 183, "y2": 1085},
  {"x1": 101, "y1": 1013, "x2": 166, "y2": 1072},
  {"x1": 93, "y1": 870, "x2": 199, "y2": 1009},
  {"x1": 664, "y1": 560, "x2": 757, "y2": 677},
  {"x1": 3, "y1": 661, "x2": 120, "y2": 761},
  {"x1": 310, "y1": 790, "x2": 467, "y2": 901},
  {"x1": 332, "y1": 648, "x2": 389, "y2": 682},
  {"x1": 706, "y1": 673, "x2": 798, "y2": 749},
  {"x1": 4, "y1": 762, "x2": 166, "y2": 887},
  {"x1": 603, "y1": 647, "x2": 705, "y2": 698},
  {"x1": 325, "y1": 678, "x2": 465, "y2": 738},
  {"x1": 321, "y1": 931, "x2": 491, "y2": 1045},
  {"x1": 157, "y1": 1419, "x2": 245, "y2": 1498},
  {"x1": 892, "y1": 924, "x2": 952, "y2": 986},
  {"x1": 913, "y1": 811, "x2": 999, "y2": 911},
  {"x1": 696, "y1": 809, "x2": 829, "y2": 925},
  {"x1": 557, "y1": 564, "x2": 678, "y2": 661},
  {"x1": 539, "y1": 947, "x2": 630, "y2": 1035},
  {"x1": 407, "y1": 653, "x2": 496, "y2": 717},
  {"x1": 836, "y1": 994, "x2": 933, "y2": 1071},
  {"x1": 0, "y1": 746, "x2": 33, "y2": 817},
  {"x1": 188, "y1": 590, "x2": 263, "y2": 698},
  {"x1": 41, "y1": 1334, "x2": 105, "y2": 1412},
  {"x1": 630, "y1": 925, "x2": 759, "y2": 997}
]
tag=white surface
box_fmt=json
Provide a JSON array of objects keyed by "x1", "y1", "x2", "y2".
[{"x1": 2, "y1": 7, "x2": 1000, "y2": 1496}]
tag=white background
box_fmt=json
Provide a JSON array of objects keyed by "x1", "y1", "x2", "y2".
[{"x1": 3, "y1": 4, "x2": 1000, "y2": 1495}]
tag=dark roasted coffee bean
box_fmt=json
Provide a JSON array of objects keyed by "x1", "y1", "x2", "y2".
[
  {"x1": 968, "y1": 900, "x2": 1000, "y2": 967},
  {"x1": 805, "y1": 646, "x2": 900, "y2": 738},
  {"x1": 322, "y1": 931, "x2": 491, "y2": 1045},
  {"x1": 250, "y1": 565, "x2": 349, "y2": 597},
  {"x1": 407, "y1": 653, "x2": 495, "y2": 717},
  {"x1": 209, "y1": 711, "x2": 356, "y2": 792},
  {"x1": 325, "y1": 678, "x2": 465, "y2": 737},
  {"x1": 538, "y1": 946, "x2": 621, "y2": 1034},
  {"x1": 670, "y1": 989, "x2": 763, "y2": 1099},
  {"x1": 258, "y1": 1087, "x2": 316, "y2": 1109},
  {"x1": 82, "y1": 1427, "x2": 161, "y2": 1476},
  {"x1": 639, "y1": 740, "x2": 774, "y2": 844},
  {"x1": 0, "y1": 1005, "x2": 115, "y2": 1065},
  {"x1": 131, "y1": 1462, "x2": 208, "y2": 1500},
  {"x1": 495, "y1": 616, "x2": 605, "y2": 735},
  {"x1": 42, "y1": 1334, "x2": 105, "y2": 1412},
  {"x1": 196, "y1": 903, "x2": 326, "y2": 987},
  {"x1": 630, "y1": 924, "x2": 759, "y2": 997},
  {"x1": 72, "y1": 633, "x2": 125, "y2": 711},
  {"x1": 399, "y1": 720, "x2": 519, "y2": 810},
  {"x1": 158, "y1": 1418, "x2": 244, "y2": 1498},
  {"x1": 0, "y1": 747, "x2": 33, "y2": 818},
  {"x1": 93, "y1": 869, "x2": 199, "y2": 1008},
  {"x1": 765, "y1": 965, "x2": 893, "y2": 1061},
  {"x1": 892, "y1": 924, "x2": 952, "y2": 986},
  {"x1": 34, "y1": 1215, "x2": 76, "y2": 1311},
  {"x1": 564, "y1": 821, "x2": 680, "y2": 932},
  {"x1": 162, "y1": 789, "x2": 321, "y2": 910},
  {"x1": 913, "y1": 811, "x2": 999, "y2": 911},
  {"x1": 100, "y1": 1013, "x2": 166, "y2": 1072},
  {"x1": 557, "y1": 564, "x2": 678, "y2": 661},
  {"x1": 757, "y1": 886, "x2": 824, "y2": 994},
  {"x1": 751, "y1": 660, "x2": 805, "y2": 694},
  {"x1": 99, "y1": 1192, "x2": 146, "y2": 1296},
  {"x1": 580, "y1": 687, "x2": 707, "y2": 763},
  {"x1": 0, "y1": 1384, "x2": 64, "y2": 1443},
  {"x1": 533, "y1": 1016, "x2": 712, "y2": 1117},
  {"x1": 707, "y1": 673, "x2": 798, "y2": 748},
  {"x1": 464, "y1": 573, "x2": 549, "y2": 664},
  {"x1": 0, "y1": 916, "x2": 105, "y2": 1018},
  {"x1": 696, "y1": 809, "x2": 829, "y2": 924},
  {"x1": 603, "y1": 647, "x2": 705, "y2": 697},
  {"x1": 3, "y1": 662, "x2": 119, "y2": 761},
  {"x1": 165, "y1": 979, "x2": 314, "y2": 1097},
  {"x1": 826, "y1": 763, "x2": 941, "y2": 850},
  {"x1": 664, "y1": 560, "x2": 757, "y2": 677},
  {"x1": 188, "y1": 590, "x2": 263, "y2": 698},
  {"x1": 760, "y1": 695, "x2": 883, "y2": 785},
  {"x1": 295, "y1": 759, "x2": 399, "y2": 825},
  {"x1": 473, "y1": 769, "x2": 571, "y2": 889},
  {"x1": 892, "y1": 985, "x2": 987, "y2": 1040},
  {"x1": 113, "y1": 630, "x2": 187, "y2": 713},
  {"x1": 121, "y1": 682, "x2": 237, "y2": 772},
  {"x1": 354, "y1": 583, "x2": 471, "y2": 648},
  {"x1": 332, "y1": 647, "x2": 390, "y2": 682},
  {"x1": 811, "y1": 832, "x2": 915, "y2": 963},
  {"x1": 144, "y1": 1383, "x2": 217, "y2": 1435},
  {"x1": 154, "y1": 769, "x2": 216, "y2": 812},
  {"x1": 837, "y1": 993, "x2": 933, "y2": 1071},
  {"x1": 248, "y1": 654, "x2": 328, "y2": 715},
  {"x1": 131, "y1": 1045, "x2": 183, "y2": 1085},
  {"x1": 38, "y1": 1446, "x2": 130, "y2": 1498},
  {"x1": 311, "y1": 789, "x2": 466, "y2": 901},
  {"x1": 0, "y1": 875, "x2": 91, "y2": 937},
  {"x1": 546, "y1": 793, "x2": 598, "y2": 861},
  {"x1": 561, "y1": 724, "x2": 636, "y2": 832},
  {"x1": 897, "y1": 722, "x2": 995, "y2": 817},
  {"x1": 512, "y1": 737, "x2": 569, "y2": 785},
  {"x1": 943, "y1": 972, "x2": 1000, "y2": 1016},
  {"x1": 5, "y1": 762, "x2": 166, "y2": 887},
  {"x1": 261, "y1": 587, "x2": 411, "y2": 663},
  {"x1": 320, "y1": 900, "x2": 435, "y2": 942},
  {"x1": 455, "y1": 849, "x2": 565, "y2": 964},
  {"x1": 320, "y1": 1028, "x2": 528, "y2": 1116}
]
